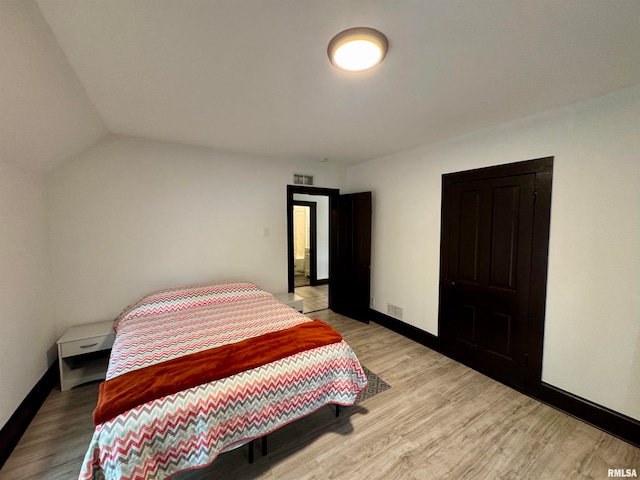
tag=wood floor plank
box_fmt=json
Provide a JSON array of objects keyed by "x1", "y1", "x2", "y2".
[
  {"x1": 295, "y1": 285, "x2": 328, "y2": 313},
  {"x1": 1, "y1": 309, "x2": 638, "y2": 479}
]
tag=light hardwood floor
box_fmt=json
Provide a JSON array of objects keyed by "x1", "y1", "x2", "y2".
[
  {"x1": 1, "y1": 311, "x2": 638, "y2": 479},
  {"x1": 295, "y1": 284, "x2": 328, "y2": 313},
  {"x1": 294, "y1": 273, "x2": 310, "y2": 288}
]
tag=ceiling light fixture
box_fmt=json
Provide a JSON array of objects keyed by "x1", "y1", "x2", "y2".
[{"x1": 327, "y1": 27, "x2": 388, "y2": 72}]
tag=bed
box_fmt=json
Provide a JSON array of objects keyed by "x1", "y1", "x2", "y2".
[{"x1": 79, "y1": 281, "x2": 367, "y2": 480}]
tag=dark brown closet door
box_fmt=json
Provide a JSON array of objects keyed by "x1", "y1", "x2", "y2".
[{"x1": 441, "y1": 172, "x2": 536, "y2": 388}]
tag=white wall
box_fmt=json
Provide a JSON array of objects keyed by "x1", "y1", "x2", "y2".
[
  {"x1": 47, "y1": 135, "x2": 346, "y2": 329},
  {"x1": 0, "y1": 161, "x2": 55, "y2": 429},
  {"x1": 293, "y1": 194, "x2": 330, "y2": 280},
  {"x1": 0, "y1": 0, "x2": 105, "y2": 431},
  {"x1": 346, "y1": 84, "x2": 640, "y2": 421}
]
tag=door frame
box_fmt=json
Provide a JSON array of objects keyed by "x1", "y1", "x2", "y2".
[
  {"x1": 292, "y1": 200, "x2": 317, "y2": 286},
  {"x1": 287, "y1": 185, "x2": 339, "y2": 296},
  {"x1": 438, "y1": 157, "x2": 553, "y2": 390}
]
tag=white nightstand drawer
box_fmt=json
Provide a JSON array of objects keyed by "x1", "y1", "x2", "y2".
[{"x1": 60, "y1": 334, "x2": 115, "y2": 358}]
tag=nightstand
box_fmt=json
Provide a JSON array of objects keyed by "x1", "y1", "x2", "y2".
[
  {"x1": 273, "y1": 292, "x2": 304, "y2": 312},
  {"x1": 57, "y1": 320, "x2": 115, "y2": 391}
]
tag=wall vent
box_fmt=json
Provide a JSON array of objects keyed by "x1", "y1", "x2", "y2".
[
  {"x1": 293, "y1": 173, "x2": 314, "y2": 186},
  {"x1": 387, "y1": 304, "x2": 403, "y2": 320}
]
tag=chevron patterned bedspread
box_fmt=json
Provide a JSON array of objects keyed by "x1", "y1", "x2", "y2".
[{"x1": 79, "y1": 282, "x2": 367, "y2": 480}]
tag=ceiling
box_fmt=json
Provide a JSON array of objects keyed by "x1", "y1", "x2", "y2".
[{"x1": 25, "y1": 1, "x2": 640, "y2": 167}]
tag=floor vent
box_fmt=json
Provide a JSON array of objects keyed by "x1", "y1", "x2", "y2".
[{"x1": 388, "y1": 304, "x2": 403, "y2": 320}]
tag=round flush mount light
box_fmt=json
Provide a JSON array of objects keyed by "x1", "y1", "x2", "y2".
[{"x1": 328, "y1": 27, "x2": 388, "y2": 72}]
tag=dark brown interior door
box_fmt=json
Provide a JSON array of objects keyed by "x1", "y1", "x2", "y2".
[
  {"x1": 330, "y1": 192, "x2": 372, "y2": 322},
  {"x1": 441, "y1": 169, "x2": 537, "y2": 388}
]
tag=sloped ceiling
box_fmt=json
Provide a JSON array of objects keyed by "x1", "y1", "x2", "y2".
[
  {"x1": 9, "y1": 1, "x2": 640, "y2": 171},
  {"x1": 0, "y1": 1, "x2": 107, "y2": 173}
]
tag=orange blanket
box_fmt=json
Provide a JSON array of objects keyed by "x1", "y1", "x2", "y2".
[{"x1": 93, "y1": 319, "x2": 342, "y2": 425}]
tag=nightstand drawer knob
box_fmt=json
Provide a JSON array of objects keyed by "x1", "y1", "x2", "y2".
[{"x1": 81, "y1": 343, "x2": 99, "y2": 349}]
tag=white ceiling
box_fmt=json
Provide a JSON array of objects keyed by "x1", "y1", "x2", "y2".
[{"x1": 20, "y1": 1, "x2": 640, "y2": 167}]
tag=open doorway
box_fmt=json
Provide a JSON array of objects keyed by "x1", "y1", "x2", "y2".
[
  {"x1": 292, "y1": 201, "x2": 316, "y2": 288},
  {"x1": 287, "y1": 185, "x2": 372, "y2": 320},
  {"x1": 292, "y1": 194, "x2": 328, "y2": 313},
  {"x1": 287, "y1": 186, "x2": 337, "y2": 314}
]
